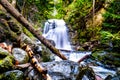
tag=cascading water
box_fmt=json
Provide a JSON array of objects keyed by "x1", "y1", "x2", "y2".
[
  {"x1": 43, "y1": 19, "x2": 72, "y2": 51},
  {"x1": 42, "y1": 19, "x2": 116, "y2": 80},
  {"x1": 42, "y1": 19, "x2": 91, "y2": 62}
]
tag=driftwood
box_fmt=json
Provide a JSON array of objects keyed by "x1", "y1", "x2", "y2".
[{"x1": 0, "y1": 0, "x2": 67, "y2": 60}]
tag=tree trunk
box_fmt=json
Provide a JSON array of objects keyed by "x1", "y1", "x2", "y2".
[{"x1": 0, "y1": 0, "x2": 67, "y2": 60}]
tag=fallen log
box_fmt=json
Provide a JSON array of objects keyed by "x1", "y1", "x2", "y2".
[
  {"x1": 21, "y1": 43, "x2": 52, "y2": 80},
  {"x1": 77, "y1": 54, "x2": 90, "y2": 63},
  {"x1": 0, "y1": 0, "x2": 67, "y2": 60}
]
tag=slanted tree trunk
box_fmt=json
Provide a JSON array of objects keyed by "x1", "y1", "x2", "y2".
[{"x1": 0, "y1": 0, "x2": 67, "y2": 60}]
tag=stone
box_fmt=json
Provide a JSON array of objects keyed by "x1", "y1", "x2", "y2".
[
  {"x1": 0, "y1": 47, "x2": 14, "y2": 73},
  {"x1": 12, "y1": 48, "x2": 29, "y2": 64},
  {"x1": 27, "y1": 60, "x2": 79, "y2": 80},
  {"x1": 2, "y1": 70, "x2": 24, "y2": 80}
]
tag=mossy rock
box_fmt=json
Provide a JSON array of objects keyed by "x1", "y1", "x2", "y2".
[
  {"x1": 0, "y1": 56, "x2": 14, "y2": 73},
  {"x1": 0, "y1": 47, "x2": 14, "y2": 73},
  {"x1": 41, "y1": 50, "x2": 52, "y2": 62},
  {"x1": 1, "y1": 70, "x2": 24, "y2": 80},
  {"x1": 91, "y1": 50, "x2": 106, "y2": 61},
  {"x1": 0, "y1": 47, "x2": 10, "y2": 58},
  {"x1": 92, "y1": 50, "x2": 120, "y2": 67},
  {"x1": 76, "y1": 66, "x2": 96, "y2": 80}
]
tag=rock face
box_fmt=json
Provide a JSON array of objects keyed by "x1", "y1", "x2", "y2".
[
  {"x1": 0, "y1": 47, "x2": 14, "y2": 73},
  {"x1": 12, "y1": 48, "x2": 29, "y2": 64}
]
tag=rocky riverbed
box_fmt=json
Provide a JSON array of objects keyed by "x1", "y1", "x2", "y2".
[{"x1": 0, "y1": 41, "x2": 120, "y2": 80}]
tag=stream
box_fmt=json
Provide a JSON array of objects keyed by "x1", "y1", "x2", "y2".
[{"x1": 42, "y1": 19, "x2": 118, "y2": 80}]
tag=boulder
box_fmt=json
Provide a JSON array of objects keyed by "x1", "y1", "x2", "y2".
[
  {"x1": 0, "y1": 47, "x2": 14, "y2": 73},
  {"x1": 26, "y1": 60, "x2": 79, "y2": 80},
  {"x1": 1, "y1": 70, "x2": 24, "y2": 80},
  {"x1": 12, "y1": 48, "x2": 29, "y2": 64}
]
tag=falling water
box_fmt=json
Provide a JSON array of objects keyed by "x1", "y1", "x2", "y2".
[
  {"x1": 42, "y1": 19, "x2": 92, "y2": 62},
  {"x1": 43, "y1": 19, "x2": 72, "y2": 51}
]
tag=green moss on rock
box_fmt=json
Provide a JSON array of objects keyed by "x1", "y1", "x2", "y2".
[
  {"x1": 2, "y1": 70, "x2": 24, "y2": 80},
  {"x1": 0, "y1": 56, "x2": 14, "y2": 73},
  {"x1": 0, "y1": 47, "x2": 14, "y2": 73}
]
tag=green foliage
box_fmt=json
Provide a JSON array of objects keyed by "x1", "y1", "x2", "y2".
[
  {"x1": 16, "y1": 0, "x2": 120, "y2": 50},
  {"x1": 102, "y1": 11, "x2": 120, "y2": 33},
  {"x1": 100, "y1": 31, "x2": 113, "y2": 43},
  {"x1": 102, "y1": 1, "x2": 120, "y2": 32},
  {"x1": 65, "y1": 0, "x2": 92, "y2": 20},
  {"x1": 112, "y1": 32, "x2": 120, "y2": 47},
  {"x1": 101, "y1": 1, "x2": 120, "y2": 48},
  {"x1": 63, "y1": 0, "x2": 93, "y2": 43}
]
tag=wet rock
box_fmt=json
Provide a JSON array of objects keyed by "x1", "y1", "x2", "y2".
[
  {"x1": 42, "y1": 60, "x2": 79, "y2": 80},
  {"x1": 111, "y1": 75, "x2": 120, "y2": 80},
  {"x1": 1, "y1": 70, "x2": 24, "y2": 80},
  {"x1": 27, "y1": 60, "x2": 79, "y2": 80},
  {"x1": 90, "y1": 66, "x2": 116, "y2": 79},
  {"x1": 116, "y1": 67, "x2": 120, "y2": 75},
  {"x1": 41, "y1": 50, "x2": 54, "y2": 62},
  {"x1": 76, "y1": 66, "x2": 96, "y2": 80},
  {"x1": 20, "y1": 33, "x2": 35, "y2": 47},
  {"x1": 26, "y1": 68, "x2": 43, "y2": 80},
  {"x1": 0, "y1": 47, "x2": 14, "y2": 73},
  {"x1": 12, "y1": 48, "x2": 29, "y2": 64}
]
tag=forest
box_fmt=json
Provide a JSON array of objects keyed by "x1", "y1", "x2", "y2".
[{"x1": 0, "y1": 0, "x2": 120, "y2": 80}]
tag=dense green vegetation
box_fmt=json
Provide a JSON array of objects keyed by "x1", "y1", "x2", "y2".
[
  {"x1": 15, "y1": 0, "x2": 120, "y2": 52},
  {"x1": 101, "y1": 1, "x2": 120, "y2": 51}
]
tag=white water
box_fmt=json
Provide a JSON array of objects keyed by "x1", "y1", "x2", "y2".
[
  {"x1": 42, "y1": 19, "x2": 92, "y2": 62},
  {"x1": 42, "y1": 19, "x2": 93, "y2": 63},
  {"x1": 90, "y1": 66, "x2": 116, "y2": 79},
  {"x1": 54, "y1": 51, "x2": 91, "y2": 62},
  {"x1": 43, "y1": 19, "x2": 72, "y2": 51}
]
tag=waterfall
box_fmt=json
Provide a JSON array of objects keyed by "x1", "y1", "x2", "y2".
[
  {"x1": 42, "y1": 19, "x2": 72, "y2": 51},
  {"x1": 42, "y1": 19, "x2": 92, "y2": 62}
]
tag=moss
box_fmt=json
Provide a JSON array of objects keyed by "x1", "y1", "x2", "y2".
[
  {"x1": 22, "y1": 27, "x2": 35, "y2": 39},
  {"x1": 7, "y1": 21, "x2": 22, "y2": 35},
  {"x1": 0, "y1": 74, "x2": 4, "y2": 80},
  {"x1": 2, "y1": 70, "x2": 24, "y2": 80},
  {"x1": 76, "y1": 66, "x2": 95, "y2": 80},
  {"x1": 0, "y1": 56, "x2": 14, "y2": 73},
  {"x1": 92, "y1": 50, "x2": 120, "y2": 67},
  {"x1": 41, "y1": 50, "x2": 51, "y2": 62},
  {"x1": 0, "y1": 47, "x2": 10, "y2": 58}
]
